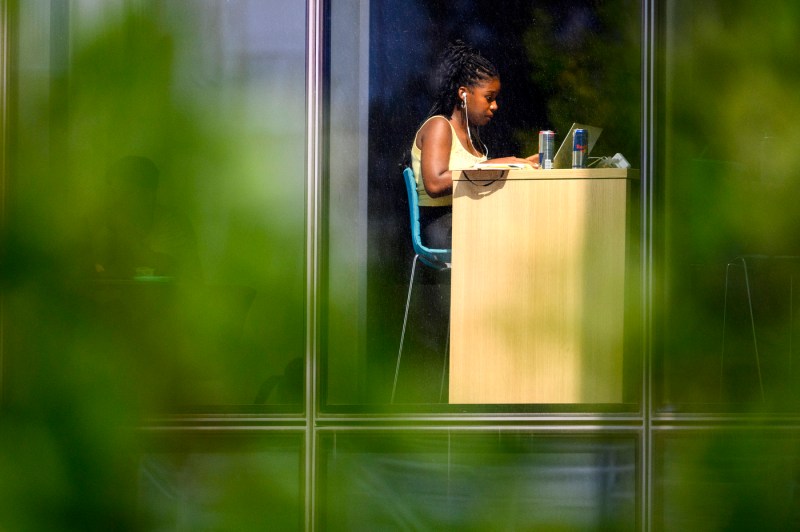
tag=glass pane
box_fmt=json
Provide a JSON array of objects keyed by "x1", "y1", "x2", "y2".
[
  {"x1": 5, "y1": 1, "x2": 306, "y2": 413},
  {"x1": 324, "y1": 0, "x2": 642, "y2": 410},
  {"x1": 319, "y1": 431, "x2": 637, "y2": 529},
  {"x1": 654, "y1": 431, "x2": 800, "y2": 530},
  {"x1": 139, "y1": 433, "x2": 304, "y2": 531},
  {"x1": 658, "y1": 1, "x2": 800, "y2": 412}
]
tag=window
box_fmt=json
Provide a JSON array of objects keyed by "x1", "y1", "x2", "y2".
[
  {"x1": 6, "y1": 1, "x2": 800, "y2": 530},
  {"x1": 323, "y1": 0, "x2": 642, "y2": 411},
  {"x1": 657, "y1": 0, "x2": 800, "y2": 412},
  {"x1": 319, "y1": 431, "x2": 637, "y2": 530},
  {"x1": 5, "y1": 1, "x2": 307, "y2": 414},
  {"x1": 654, "y1": 430, "x2": 800, "y2": 529},
  {"x1": 139, "y1": 432, "x2": 304, "y2": 530}
]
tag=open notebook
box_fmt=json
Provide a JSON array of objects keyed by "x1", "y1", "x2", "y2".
[{"x1": 472, "y1": 162, "x2": 528, "y2": 170}]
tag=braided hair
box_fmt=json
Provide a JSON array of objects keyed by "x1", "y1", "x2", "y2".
[{"x1": 426, "y1": 40, "x2": 499, "y2": 154}]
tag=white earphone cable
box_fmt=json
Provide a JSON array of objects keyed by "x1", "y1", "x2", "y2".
[{"x1": 464, "y1": 94, "x2": 488, "y2": 159}]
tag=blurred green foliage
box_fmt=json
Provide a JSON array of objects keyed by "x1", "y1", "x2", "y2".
[
  {"x1": 661, "y1": 0, "x2": 800, "y2": 410},
  {"x1": 658, "y1": 2, "x2": 800, "y2": 524},
  {"x1": 2, "y1": 2, "x2": 305, "y2": 529},
  {"x1": 3, "y1": 0, "x2": 800, "y2": 530}
]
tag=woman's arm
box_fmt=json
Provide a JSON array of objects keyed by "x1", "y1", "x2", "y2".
[
  {"x1": 485, "y1": 155, "x2": 540, "y2": 168},
  {"x1": 419, "y1": 118, "x2": 542, "y2": 191},
  {"x1": 418, "y1": 117, "x2": 457, "y2": 197}
]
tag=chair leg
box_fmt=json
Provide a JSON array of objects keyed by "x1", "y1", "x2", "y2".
[
  {"x1": 722, "y1": 258, "x2": 766, "y2": 402},
  {"x1": 741, "y1": 258, "x2": 765, "y2": 402},
  {"x1": 790, "y1": 275, "x2": 794, "y2": 382},
  {"x1": 439, "y1": 320, "x2": 450, "y2": 403},
  {"x1": 721, "y1": 261, "x2": 733, "y2": 400},
  {"x1": 392, "y1": 254, "x2": 419, "y2": 403}
]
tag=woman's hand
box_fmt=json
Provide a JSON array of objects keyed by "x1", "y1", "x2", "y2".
[
  {"x1": 487, "y1": 156, "x2": 541, "y2": 169},
  {"x1": 526, "y1": 153, "x2": 540, "y2": 169}
]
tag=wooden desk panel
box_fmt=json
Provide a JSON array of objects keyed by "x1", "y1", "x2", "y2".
[{"x1": 449, "y1": 168, "x2": 634, "y2": 403}]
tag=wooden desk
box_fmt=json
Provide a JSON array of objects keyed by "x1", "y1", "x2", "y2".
[{"x1": 449, "y1": 168, "x2": 637, "y2": 404}]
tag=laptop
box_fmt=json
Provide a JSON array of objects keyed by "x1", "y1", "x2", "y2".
[{"x1": 551, "y1": 123, "x2": 603, "y2": 169}]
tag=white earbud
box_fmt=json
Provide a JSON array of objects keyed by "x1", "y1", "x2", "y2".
[{"x1": 460, "y1": 90, "x2": 487, "y2": 158}]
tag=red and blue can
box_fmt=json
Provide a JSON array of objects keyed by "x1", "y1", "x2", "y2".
[
  {"x1": 572, "y1": 128, "x2": 588, "y2": 168},
  {"x1": 538, "y1": 130, "x2": 555, "y2": 169}
]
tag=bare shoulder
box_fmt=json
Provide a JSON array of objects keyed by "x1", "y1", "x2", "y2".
[{"x1": 416, "y1": 116, "x2": 452, "y2": 149}]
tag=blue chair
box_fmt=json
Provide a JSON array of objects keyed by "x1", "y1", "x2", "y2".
[{"x1": 390, "y1": 167, "x2": 451, "y2": 403}]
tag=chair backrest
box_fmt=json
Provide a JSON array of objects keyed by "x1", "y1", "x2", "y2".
[{"x1": 402, "y1": 167, "x2": 451, "y2": 266}]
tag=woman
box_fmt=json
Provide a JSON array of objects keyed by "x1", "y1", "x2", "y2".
[
  {"x1": 411, "y1": 41, "x2": 539, "y2": 249},
  {"x1": 399, "y1": 42, "x2": 538, "y2": 402}
]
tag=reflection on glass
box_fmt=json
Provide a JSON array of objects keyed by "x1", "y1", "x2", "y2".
[
  {"x1": 3, "y1": 1, "x2": 308, "y2": 525},
  {"x1": 655, "y1": 431, "x2": 800, "y2": 530},
  {"x1": 139, "y1": 435, "x2": 303, "y2": 531},
  {"x1": 319, "y1": 432, "x2": 637, "y2": 530},
  {"x1": 91, "y1": 156, "x2": 203, "y2": 281},
  {"x1": 6, "y1": 1, "x2": 306, "y2": 411},
  {"x1": 325, "y1": 0, "x2": 641, "y2": 409},
  {"x1": 660, "y1": 0, "x2": 800, "y2": 412}
]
